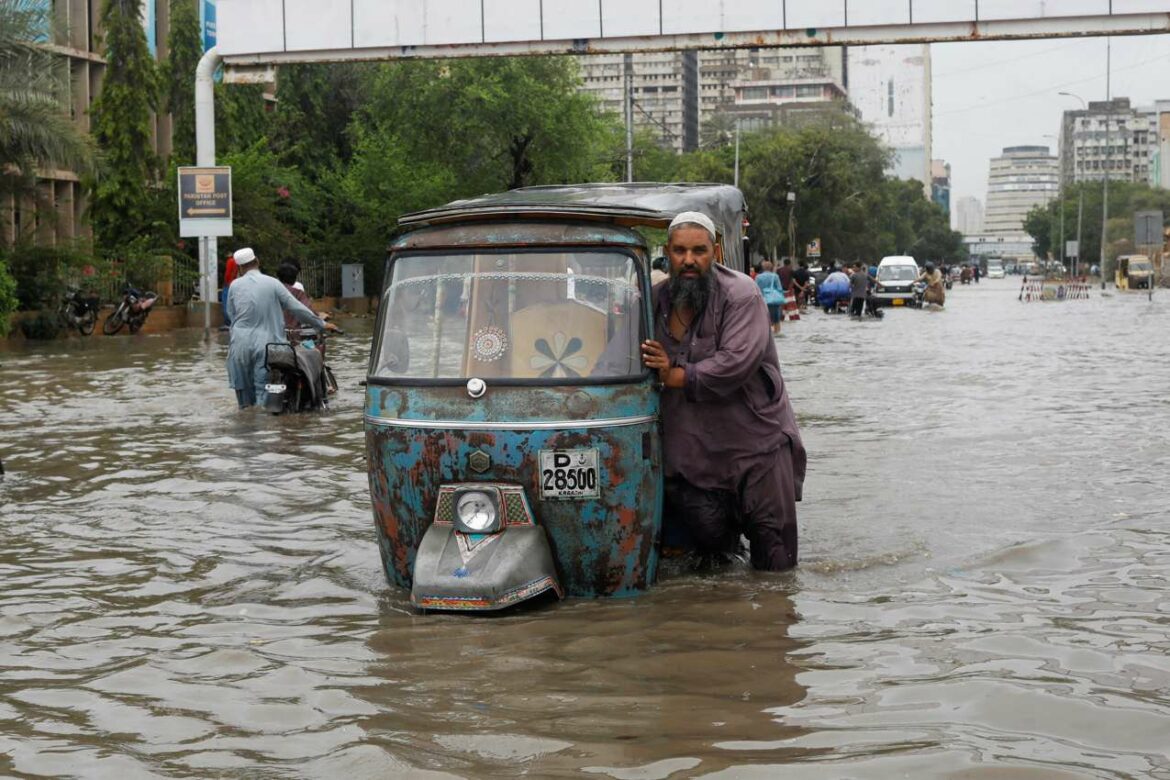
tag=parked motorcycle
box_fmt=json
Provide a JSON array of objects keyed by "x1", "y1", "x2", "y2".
[
  {"x1": 58, "y1": 288, "x2": 101, "y2": 336},
  {"x1": 263, "y1": 328, "x2": 338, "y2": 414},
  {"x1": 102, "y1": 284, "x2": 158, "y2": 335}
]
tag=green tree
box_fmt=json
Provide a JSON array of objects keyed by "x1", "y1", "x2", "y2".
[
  {"x1": 217, "y1": 83, "x2": 270, "y2": 156},
  {"x1": 89, "y1": 0, "x2": 162, "y2": 253},
  {"x1": 164, "y1": 0, "x2": 202, "y2": 167},
  {"x1": 270, "y1": 63, "x2": 371, "y2": 175},
  {"x1": 220, "y1": 141, "x2": 325, "y2": 265},
  {"x1": 1025, "y1": 181, "x2": 1170, "y2": 274},
  {"x1": 736, "y1": 115, "x2": 891, "y2": 261},
  {"x1": 0, "y1": 1, "x2": 92, "y2": 206},
  {"x1": 338, "y1": 57, "x2": 615, "y2": 286}
]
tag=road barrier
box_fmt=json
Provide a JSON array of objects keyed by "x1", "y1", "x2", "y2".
[{"x1": 1018, "y1": 276, "x2": 1091, "y2": 302}]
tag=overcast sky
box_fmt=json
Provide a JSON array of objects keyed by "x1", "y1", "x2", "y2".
[{"x1": 930, "y1": 33, "x2": 1170, "y2": 222}]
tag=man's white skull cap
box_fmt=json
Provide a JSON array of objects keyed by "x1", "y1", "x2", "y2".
[{"x1": 668, "y1": 211, "x2": 717, "y2": 243}]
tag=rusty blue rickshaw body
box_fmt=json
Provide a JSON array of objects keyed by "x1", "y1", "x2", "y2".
[{"x1": 364, "y1": 183, "x2": 748, "y2": 610}]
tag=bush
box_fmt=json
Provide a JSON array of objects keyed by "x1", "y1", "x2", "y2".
[
  {"x1": 3, "y1": 243, "x2": 106, "y2": 310},
  {"x1": 17, "y1": 310, "x2": 62, "y2": 340},
  {"x1": 0, "y1": 257, "x2": 17, "y2": 337}
]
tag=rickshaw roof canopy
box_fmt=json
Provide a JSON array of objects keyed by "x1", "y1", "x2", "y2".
[{"x1": 399, "y1": 183, "x2": 746, "y2": 236}]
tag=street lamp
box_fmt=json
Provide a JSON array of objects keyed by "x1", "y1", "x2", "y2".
[
  {"x1": 1059, "y1": 91, "x2": 1089, "y2": 278},
  {"x1": 1061, "y1": 36, "x2": 1113, "y2": 288},
  {"x1": 1042, "y1": 133, "x2": 1063, "y2": 273}
]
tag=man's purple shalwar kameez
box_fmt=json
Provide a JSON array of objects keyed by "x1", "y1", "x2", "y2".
[{"x1": 654, "y1": 263, "x2": 806, "y2": 569}]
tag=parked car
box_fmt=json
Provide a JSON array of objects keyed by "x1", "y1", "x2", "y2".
[{"x1": 871, "y1": 255, "x2": 920, "y2": 306}]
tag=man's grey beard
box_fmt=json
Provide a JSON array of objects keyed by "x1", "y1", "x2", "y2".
[{"x1": 669, "y1": 270, "x2": 711, "y2": 314}]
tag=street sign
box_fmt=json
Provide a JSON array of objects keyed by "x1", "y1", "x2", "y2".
[
  {"x1": 807, "y1": 238, "x2": 822, "y2": 258},
  {"x1": 178, "y1": 166, "x2": 232, "y2": 237},
  {"x1": 1065, "y1": 240, "x2": 1079, "y2": 259},
  {"x1": 1134, "y1": 210, "x2": 1163, "y2": 246}
]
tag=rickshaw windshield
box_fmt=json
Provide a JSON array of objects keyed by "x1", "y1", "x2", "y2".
[{"x1": 373, "y1": 250, "x2": 645, "y2": 382}]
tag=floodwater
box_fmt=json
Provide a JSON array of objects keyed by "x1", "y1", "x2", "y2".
[{"x1": 1, "y1": 279, "x2": 1169, "y2": 779}]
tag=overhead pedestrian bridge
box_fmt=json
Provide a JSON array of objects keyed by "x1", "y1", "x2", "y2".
[{"x1": 215, "y1": 0, "x2": 1170, "y2": 66}]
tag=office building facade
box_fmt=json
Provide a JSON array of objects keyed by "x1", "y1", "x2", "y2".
[
  {"x1": 2, "y1": 0, "x2": 181, "y2": 249},
  {"x1": 1058, "y1": 97, "x2": 1157, "y2": 187},
  {"x1": 575, "y1": 51, "x2": 699, "y2": 153},
  {"x1": 846, "y1": 44, "x2": 932, "y2": 191},
  {"x1": 955, "y1": 195, "x2": 984, "y2": 235},
  {"x1": 984, "y1": 145, "x2": 1059, "y2": 236}
]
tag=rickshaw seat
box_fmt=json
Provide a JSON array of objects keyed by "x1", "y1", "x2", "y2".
[{"x1": 509, "y1": 301, "x2": 607, "y2": 379}]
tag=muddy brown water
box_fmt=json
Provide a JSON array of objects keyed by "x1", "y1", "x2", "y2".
[{"x1": 2, "y1": 280, "x2": 1169, "y2": 778}]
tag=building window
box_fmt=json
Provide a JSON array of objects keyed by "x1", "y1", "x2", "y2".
[{"x1": 887, "y1": 80, "x2": 895, "y2": 117}]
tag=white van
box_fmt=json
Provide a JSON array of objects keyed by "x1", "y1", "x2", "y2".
[{"x1": 872, "y1": 255, "x2": 920, "y2": 306}]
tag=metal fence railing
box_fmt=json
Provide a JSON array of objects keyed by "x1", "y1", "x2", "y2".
[
  {"x1": 298, "y1": 259, "x2": 343, "y2": 299},
  {"x1": 172, "y1": 256, "x2": 199, "y2": 304},
  {"x1": 94, "y1": 256, "x2": 200, "y2": 306}
]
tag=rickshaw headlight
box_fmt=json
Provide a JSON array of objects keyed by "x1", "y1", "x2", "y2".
[{"x1": 454, "y1": 490, "x2": 501, "y2": 534}]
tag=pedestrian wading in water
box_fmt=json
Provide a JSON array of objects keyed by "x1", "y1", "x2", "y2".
[{"x1": 641, "y1": 211, "x2": 806, "y2": 570}]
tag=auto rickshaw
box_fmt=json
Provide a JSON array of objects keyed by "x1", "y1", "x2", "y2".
[
  {"x1": 1115, "y1": 254, "x2": 1154, "y2": 290},
  {"x1": 364, "y1": 183, "x2": 749, "y2": 611}
]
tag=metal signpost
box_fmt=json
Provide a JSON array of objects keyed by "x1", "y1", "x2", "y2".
[
  {"x1": 1135, "y1": 210, "x2": 1163, "y2": 300},
  {"x1": 177, "y1": 165, "x2": 233, "y2": 336}
]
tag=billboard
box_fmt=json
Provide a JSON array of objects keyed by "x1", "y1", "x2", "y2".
[{"x1": 202, "y1": 0, "x2": 217, "y2": 51}]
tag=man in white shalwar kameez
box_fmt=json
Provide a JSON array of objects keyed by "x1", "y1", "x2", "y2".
[{"x1": 225, "y1": 247, "x2": 325, "y2": 408}]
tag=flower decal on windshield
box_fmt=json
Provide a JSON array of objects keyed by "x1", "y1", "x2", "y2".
[{"x1": 529, "y1": 332, "x2": 587, "y2": 378}]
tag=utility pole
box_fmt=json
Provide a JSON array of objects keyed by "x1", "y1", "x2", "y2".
[
  {"x1": 1059, "y1": 194, "x2": 1065, "y2": 272},
  {"x1": 1076, "y1": 188, "x2": 1084, "y2": 278},
  {"x1": 1057, "y1": 94, "x2": 1088, "y2": 278},
  {"x1": 786, "y1": 191, "x2": 797, "y2": 261},
  {"x1": 624, "y1": 53, "x2": 634, "y2": 183},
  {"x1": 733, "y1": 119, "x2": 741, "y2": 188},
  {"x1": 1100, "y1": 38, "x2": 1111, "y2": 288},
  {"x1": 195, "y1": 47, "x2": 221, "y2": 340}
]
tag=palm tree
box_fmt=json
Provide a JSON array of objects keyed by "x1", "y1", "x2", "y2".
[{"x1": 0, "y1": 0, "x2": 93, "y2": 191}]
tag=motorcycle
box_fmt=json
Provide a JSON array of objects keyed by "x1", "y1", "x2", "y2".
[
  {"x1": 263, "y1": 328, "x2": 338, "y2": 414},
  {"x1": 911, "y1": 280, "x2": 927, "y2": 308},
  {"x1": 58, "y1": 288, "x2": 101, "y2": 336},
  {"x1": 102, "y1": 284, "x2": 158, "y2": 335}
]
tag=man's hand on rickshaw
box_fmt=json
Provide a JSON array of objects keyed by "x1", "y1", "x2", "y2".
[
  {"x1": 642, "y1": 340, "x2": 684, "y2": 388},
  {"x1": 325, "y1": 321, "x2": 341, "y2": 333}
]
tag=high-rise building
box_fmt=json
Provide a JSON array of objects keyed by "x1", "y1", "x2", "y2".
[
  {"x1": 955, "y1": 196, "x2": 984, "y2": 235},
  {"x1": 847, "y1": 44, "x2": 932, "y2": 193},
  {"x1": 1150, "y1": 100, "x2": 1170, "y2": 189},
  {"x1": 575, "y1": 51, "x2": 699, "y2": 153},
  {"x1": 700, "y1": 47, "x2": 848, "y2": 133},
  {"x1": 1058, "y1": 98, "x2": 1157, "y2": 187},
  {"x1": 578, "y1": 47, "x2": 847, "y2": 155},
  {"x1": 931, "y1": 160, "x2": 951, "y2": 215},
  {"x1": 984, "y1": 146, "x2": 1059, "y2": 236}
]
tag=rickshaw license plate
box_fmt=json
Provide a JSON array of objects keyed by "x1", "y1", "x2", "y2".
[{"x1": 539, "y1": 449, "x2": 600, "y2": 499}]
